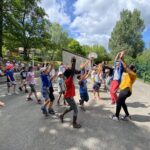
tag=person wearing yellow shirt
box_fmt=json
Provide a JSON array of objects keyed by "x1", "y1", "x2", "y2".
[{"x1": 111, "y1": 53, "x2": 137, "y2": 121}]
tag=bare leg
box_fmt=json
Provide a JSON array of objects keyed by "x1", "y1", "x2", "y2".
[
  {"x1": 93, "y1": 91, "x2": 96, "y2": 100},
  {"x1": 13, "y1": 84, "x2": 16, "y2": 93},
  {"x1": 57, "y1": 94, "x2": 62, "y2": 105}
]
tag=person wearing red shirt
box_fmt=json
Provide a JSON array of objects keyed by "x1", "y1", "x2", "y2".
[{"x1": 59, "y1": 57, "x2": 81, "y2": 128}]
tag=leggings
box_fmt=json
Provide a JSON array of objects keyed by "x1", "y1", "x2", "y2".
[
  {"x1": 115, "y1": 88, "x2": 131, "y2": 117},
  {"x1": 65, "y1": 98, "x2": 78, "y2": 116}
]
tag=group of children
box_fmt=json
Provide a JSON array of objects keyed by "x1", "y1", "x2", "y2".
[{"x1": 0, "y1": 51, "x2": 137, "y2": 128}]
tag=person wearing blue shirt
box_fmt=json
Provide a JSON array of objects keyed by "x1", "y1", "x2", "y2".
[
  {"x1": 40, "y1": 63, "x2": 55, "y2": 117},
  {"x1": 77, "y1": 70, "x2": 91, "y2": 111},
  {"x1": 109, "y1": 51, "x2": 124, "y2": 104},
  {"x1": 5, "y1": 65, "x2": 17, "y2": 95}
]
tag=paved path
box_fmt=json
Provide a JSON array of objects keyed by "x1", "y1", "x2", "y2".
[{"x1": 0, "y1": 79, "x2": 150, "y2": 150}]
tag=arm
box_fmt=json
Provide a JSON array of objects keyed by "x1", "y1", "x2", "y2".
[
  {"x1": 80, "y1": 60, "x2": 90, "y2": 70},
  {"x1": 71, "y1": 57, "x2": 76, "y2": 77},
  {"x1": 121, "y1": 59, "x2": 135, "y2": 76},
  {"x1": 115, "y1": 52, "x2": 121, "y2": 61}
]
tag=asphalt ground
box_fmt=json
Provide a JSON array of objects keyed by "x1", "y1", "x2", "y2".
[{"x1": 0, "y1": 79, "x2": 150, "y2": 150}]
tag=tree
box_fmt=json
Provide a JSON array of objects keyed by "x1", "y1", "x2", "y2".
[
  {"x1": 82, "y1": 44, "x2": 110, "y2": 62},
  {"x1": 4, "y1": 0, "x2": 47, "y2": 60},
  {"x1": 109, "y1": 9, "x2": 145, "y2": 58},
  {"x1": 68, "y1": 39, "x2": 84, "y2": 55}
]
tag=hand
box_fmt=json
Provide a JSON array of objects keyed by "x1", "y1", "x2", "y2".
[
  {"x1": 120, "y1": 51, "x2": 125, "y2": 59},
  {"x1": 71, "y1": 57, "x2": 76, "y2": 63}
]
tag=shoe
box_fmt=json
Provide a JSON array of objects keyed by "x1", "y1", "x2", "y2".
[
  {"x1": 73, "y1": 123, "x2": 82, "y2": 129},
  {"x1": 7, "y1": 93, "x2": 12, "y2": 96},
  {"x1": 80, "y1": 106, "x2": 86, "y2": 111},
  {"x1": 19, "y1": 87, "x2": 22, "y2": 91},
  {"x1": 37, "y1": 99, "x2": 42, "y2": 104},
  {"x1": 25, "y1": 89, "x2": 28, "y2": 93},
  {"x1": 111, "y1": 115, "x2": 119, "y2": 121},
  {"x1": 41, "y1": 106, "x2": 48, "y2": 117},
  {"x1": 48, "y1": 108, "x2": 55, "y2": 115},
  {"x1": 121, "y1": 115, "x2": 131, "y2": 121},
  {"x1": 26, "y1": 97, "x2": 33, "y2": 101},
  {"x1": 14, "y1": 92, "x2": 19, "y2": 95},
  {"x1": 59, "y1": 114, "x2": 64, "y2": 123}
]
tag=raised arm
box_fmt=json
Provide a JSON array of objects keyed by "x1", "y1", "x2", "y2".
[{"x1": 71, "y1": 57, "x2": 76, "y2": 77}]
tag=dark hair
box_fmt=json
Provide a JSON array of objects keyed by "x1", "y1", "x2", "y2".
[
  {"x1": 77, "y1": 75, "x2": 81, "y2": 80},
  {"x1": 64, "y1": 69, "x2": 72, "y2": 78},
  {"x1": 129, "y1": 64, "x2": 136, "y2": 73},
  {"x1": 28, "y1": 66, "x2": 33, "y2": 72}
]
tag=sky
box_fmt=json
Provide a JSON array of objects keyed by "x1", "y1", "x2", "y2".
[{"x1": 40, "y1": 0, "x2": 150, "y2": 50}]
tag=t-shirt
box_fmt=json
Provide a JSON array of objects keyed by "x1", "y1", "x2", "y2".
[
  {"x1": 59, "y1": 65, "x2": 66, "y2": 73},
  {"x1": 119, "y1": 72, "x2": 137, "y2": 92},
  {"x1": 94, "y1": 74, "x2": 101, "y2": 83},
  {"x1": 20, "y1": 70, "x2": 27, "y2": 79},
  {"x1": 27, "y1": 72, "x2": 36, "y2": 85},
  {"x1": 79, "y1": 80, "x2": 88, "y2": 94},
  {"x1": 57, "y1": 77, "x2": 66, "y2": 92},
  {"x1": 40, "y1": 73, "x2": 51, "y2": 88},
  {"x1": 64, "y1": 76, "x2": 75, "y2": 98},
  {"x1": 5, "y1": 70, "x2": 15, "y2": 82}
]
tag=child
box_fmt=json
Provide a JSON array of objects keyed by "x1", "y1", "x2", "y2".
[
  {"x1": 111, "y1": 52, "x2": 137, "y2": 121},
  {"x1": 40, "y1": 64, "x2": 55, "y2": 116},
  {"x1": 93, "y1": 64, "x2": 102, "y2": 100},
  {"x1": 109, "y1": 52, "x2": 124, "y2": 104},
  {"x1": 57, "y1": 72, "x2": 66, "y2": 106},
  {"x1": 26, "y1": 66, "x2": 41, "y2": 104},
  {"x1": 5, "y1": 64, "x2": 18, "y2": 95},
  {"x1": 19, "y1": 66, "x2": 28, "y2": 93},
  {"x1": 59, "y1": 57, "x2": 81, "y2": 129},
  {"x1": 77, "y1": 70, "x2": 91, "y2": 111}
]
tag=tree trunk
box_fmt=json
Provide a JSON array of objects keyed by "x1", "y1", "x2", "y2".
[
  {"x1": 24, "y1": 47, "x2": 29, "y2": 60},
  {"x1": 0, "y1": 0, "x2": 3, "y2": 57}
]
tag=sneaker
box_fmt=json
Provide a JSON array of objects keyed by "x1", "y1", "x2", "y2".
[
  {"x1": 37, "y1": 99, "x2": 42, "y2": 104},
  {"x1": 80, "y1": 106, "x2": 86, "y2": 111},
  {"x1": 26, "y1": 97, "x2": 33, "y2": 101},
  {"x1": 7, "y1": 93, "x2": 12, "y2": 96},
  {"x1": 73, "y1": 123, "x2": 82, "y2": 129},
  {"x1": 19, "y1": 87, "x2": 23, "y2": 91},
  {"x1": 111, "y1": 115, "x2": 119, "y2": 121},
  {"x1": 48, "y1": 108, "x2": 55, "y2": 115},
  {"x1": 41, "y1": 106, "x2": 48, "y2": 117},
  {"x1": 14, "y1": 92, "x2": 19, "y2": 95},
  {"x1": 121, "y1": 115, "x2": 132, "y2": 121},
  {"x1": 25, "y1": 89, "x2": 28, "y2": 93}
]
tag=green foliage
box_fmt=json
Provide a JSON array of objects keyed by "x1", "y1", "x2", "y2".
[
  {"x1": 135, "y1": 49, "x2": 150, "y2": 81},
  {"x1": 109, "y1": 9, "x2": 145, "y2": 58},
  {"x1": 82, "y1": 44, "x2": 111, "y2": 62},
  {"x1": 68, "y1": 39, "x2": 84, "y2": 55}
]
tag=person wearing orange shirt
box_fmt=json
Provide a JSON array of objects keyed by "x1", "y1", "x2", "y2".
[{"x1": 111, "y1": 52, "x2": 137, "y2": 121}]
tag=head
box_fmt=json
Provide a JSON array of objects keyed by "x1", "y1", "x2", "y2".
[
  {"x1": 40, "y1": 67, "x2": 47, "y2": 74},
  {"x1": 58, "y1": 72, "x2": 63, "y2": 77},
  {"x1": 77, "y1": 75, "x2": 81, "y2": 80},
  {"x1": 129, "y1": 64, "x2": 136, "y2": 73},
  {"x1": 28, "y1": 66, "x2": 33, "y2": 72},
  {"x1": 64, "y1": 69, "x2": 72, "y2": 79}
]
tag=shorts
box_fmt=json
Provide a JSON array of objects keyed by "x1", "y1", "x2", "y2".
[
  {"x1": 22, "y1": 79, "x2": 27, "y2": 85},
  {"x1": 93, "y1": 82, "x2": 101, "y2": 91},
  {"x1": 29, "y1": 84, "x2": 36, "y2": 93},
  {"x1": 80, "y1": 92, "x2": 89, "y2": 102},
  {"x1": 49, "y1": 86, "x2": 55, "y2": 102},
  {"x1": 59, "y1": 91, "x2": 65, "y2": 94},
  {"x1": 42, "y1": 87, "x2": 49, "y2": 100},
  {"x1": 7, "y1": 81, "x2": 16, "y2": 87}
]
